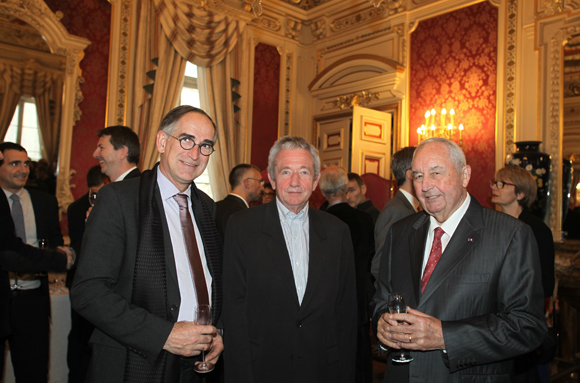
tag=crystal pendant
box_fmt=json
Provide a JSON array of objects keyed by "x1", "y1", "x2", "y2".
[{"x1": 252, "y1": 0, "x2": 263, "y2": 17}]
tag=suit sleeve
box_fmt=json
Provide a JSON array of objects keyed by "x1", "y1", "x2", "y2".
[
  {"x1": 441, "y1": 224, "x2": 547, "y2": 372},
  {"x1": 222, "y1": 214, "x2": 256, "y2": 383},
  {"x1": 46, "y1": 193, "x2": 64, "y2": 247},
  {"x1": 71, "y1": 185, "x2": 173, "y2": 364}
]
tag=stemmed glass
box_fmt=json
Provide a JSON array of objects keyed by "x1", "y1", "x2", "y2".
[
  {"x1": 88, "y1": 190, "x2": 97, "y2": 207},
  {"x1": 193, "y1": 304, "x2": 214, "y2": 373},
  {"x1": 388, "y1": 293, "x2": 414, "y2": 363}
]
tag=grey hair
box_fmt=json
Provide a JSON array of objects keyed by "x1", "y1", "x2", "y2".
[
  {"x1": 319, "y1": 166, "x2": 348, "y2": 199},
  {"x1": 159, "y1": 105, "x2": 218, "y2": 142},
  {"x1": 415, "y1": 137, "x2": 466, "y2": 173},
  {"x1": 267, "y1": 136, "x2": 321, "y2": 181}
]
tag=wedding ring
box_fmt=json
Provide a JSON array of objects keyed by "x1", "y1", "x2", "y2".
[{"x1": 408, "y1": 334, "x2": 412, "y2": 343}]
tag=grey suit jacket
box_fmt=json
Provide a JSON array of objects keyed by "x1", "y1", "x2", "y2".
[
  {"x1": 371, "y1": 197, "x2": 547, "y2": 383},
  {"x1": 71, "y1": 175, "x2": 219, "y2": 383},
  {"x1": 222, "y1": 200, "x2": 357, "y2": 383},
  {"x1": 372, "y1": 191, "x2": 416, "y2": 280}
]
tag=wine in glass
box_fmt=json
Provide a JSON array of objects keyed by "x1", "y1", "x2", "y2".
[
  {"x1": 194, "y1": 304, "x2": 214, "y2": 373},
  {"x1": 88, "y1": 190, "x2": 98, "y2": 207},
  {"x1": 388, "y1": 293, "x2": 414, "y2": 363}
]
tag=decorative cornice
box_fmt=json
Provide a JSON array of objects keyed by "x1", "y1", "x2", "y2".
[
  {"x1": 286, "y1": 17, "x2": 302, "y2": 40},
  {"x1": 0, "y1": 15, "x2": 50, "y2": 51},
  {"x1": 335, "y1": 91, "x2": 380, "y2": 110},
  {"x1": 504, "y1": 0, "x2": 518, "y2": 156},
  {"x1": 258, "y1": 14, "x2": 281, "y2": 31},
  {"x1": 311, "y1": 18, "x2": 325, "y2": 40},
  {"x1": 330, "y1": 5, "x2": 388, "y2": 33},
  {"x1": 279, "y1": 0, "x2": 332, "y2": 10}
]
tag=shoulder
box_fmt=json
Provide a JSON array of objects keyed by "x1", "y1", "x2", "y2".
[
  {"x1": 26, "y1": 188, "x2": 57, "y2": 203},
  {"x1": 310, "y1": 206, "x2": 350, "y2": 230}
]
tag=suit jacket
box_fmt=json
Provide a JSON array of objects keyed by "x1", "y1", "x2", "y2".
[
  {"x1": 371, "y1": 191, "x2": 416, "y2": 280},
  {"x1": 325, "y1": 202, "x2": 374, "y2": 326},
  {"x1": 222, "y1": 201, "x2": 358, "y2": 383},
  {"x1": 124, "y1": 167, "x2": 142, "y2": 180},
  {"x1": 0, "y1": 192, "x2": 66, "y2": 338},
  {"x1": 27, "y1": 188, "x2": 64, "y2": 248},
  {"x1": 215, "y1": 194, "x2": 247, "y2": 239},
  {"x1": 371, "y1": 197, "x2": 547, "y2": 383},
  {"x1": 357, "y1": 199, "x2": 380, "y2": 224},
  {"x1": 71, "y1": 174, "x2": 221, "y2": 383},
  {"x1": 66, "y1": 192, "x2": 91, "y2": 288}
]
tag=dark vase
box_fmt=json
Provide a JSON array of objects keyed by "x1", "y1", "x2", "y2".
[
  {"x1": 505, "y1": 141, "x2": 552, "y2": 220},
  {"x1": 562, "y1": 158, "x2": 573, "y2": 225}
]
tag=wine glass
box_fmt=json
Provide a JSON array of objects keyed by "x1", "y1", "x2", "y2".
[
  {"x1": 88, "y1": 190, "x2": 97, "y2": 207},
  {"x1": 388, "y1": 293, "x2": 414, "y2": 363},
  {"x1": 193, "y1": 304, "x2": 214, "y2": 373}
]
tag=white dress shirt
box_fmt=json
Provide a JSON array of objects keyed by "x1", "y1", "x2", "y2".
[
  {"x1": 276, "y1": 198, "x2": 309, "y2": 305},
  {"x1": 399, "y1": 188, "x2": 421, "y2": 212},
  {"x1": 115, "y1": 166, "x2": 138, "y2": 182},
  {"x1": 157, "y1": 167, "x2": 212, "y2": 321}
]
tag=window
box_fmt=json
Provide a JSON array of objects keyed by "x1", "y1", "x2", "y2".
[
  {"x1": 4, "y1": 97, "x2": 43, "y2": 161},
  {"x1": 180, "y1": 62, "x2": 213, "y2": 198}
]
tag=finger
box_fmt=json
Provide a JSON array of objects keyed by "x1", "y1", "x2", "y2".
[{"x1": 407, "y1": 307, "x2": 429, "y2": 318}]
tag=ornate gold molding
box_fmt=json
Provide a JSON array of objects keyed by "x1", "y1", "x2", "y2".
[
  {"x1": 330, "y1": 5, "x2": 388, "y2": 33},
  {"x1": 284, "y1": 52, "x2": 293, "y2": 136},
  {"x1": 286, "y1": 18, "x2": 302, "y2": 40},
  {"x1": 504, "y1": 0, "x2": 518, "y2": 156},
  {"x1": 335, "y1": 91, "x2": 380, "y2": 110}
]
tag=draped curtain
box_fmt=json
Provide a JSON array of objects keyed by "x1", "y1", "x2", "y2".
[
  {"x1": 129, "y1": 0, "x2": 247, "y2": 196},
  {"x1": 0, "y1": 59, "x2": 64, "y2": 163}
]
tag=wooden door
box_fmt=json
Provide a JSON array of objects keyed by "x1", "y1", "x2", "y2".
[
  {"x1": 351, "y1": 106, "x2": 392, "y2": 178},
  {"x1": 317, "y1": 117, "x2": 351, "y2": 168}
]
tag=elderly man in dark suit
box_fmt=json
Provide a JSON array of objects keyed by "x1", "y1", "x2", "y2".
[
  {"x1": 371, "y1": 137, "x2": 547, "y2": 383},
  {"x1": 0, "y1": 142, "x2": 66, "y2": 383},
  {"x1": 319, "y1": 165, "x2": 375, "y2": 383},
  {"x1": 215, "y1": 163, "x2": 263, "y2": 239},
  {"x1": 372, "y1": 146, "x2": 419, "y2": 280},
  {"x1": 222, "y1": 136, "x2": 357, "y2": 383},
  {"x1": 72, "y1": 105, "x2": 223, "y2": 383},
  {"x1": 0, "y1": 148, "x2": 73, "y2": 379}
]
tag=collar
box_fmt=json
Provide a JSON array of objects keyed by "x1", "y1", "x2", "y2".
[
  {"x1": 327, "y1": 199, "x2": 345, "y2": 208},
  {"x1": 2, "y1": 187, "x2": 25, "y2": 199},
  {"x1": 115, "y1": 166, "x2": 138, "y2": 182},
  {"x1": 229, "y1": 193, "x2": 249, "y2": 208},
  {"x1": 157, "y1": 166, "x2": 191, "y2": 201},
  {"x1": 276, "y1": 197, "x2": 308, "y2": 221},
  {"x1": 428, "y1": 193, "x2": 471, "y2": 237},
  {"x1": 399, "y1": 188, "x2": 420, "y2": 211}
]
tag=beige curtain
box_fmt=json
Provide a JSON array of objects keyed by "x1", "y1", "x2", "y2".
[
  {"x1": 198, "y1": 32, "x2": 248, "y2": 201},
  {"x1": 35, "y1": 76, "x2": 63, "y2": 164},
  {"x1": 0, "y1": 63, "x2": 20, "y2": 139}
]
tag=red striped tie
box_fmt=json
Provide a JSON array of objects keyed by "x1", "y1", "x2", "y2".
[{"x1": 421, "y1": 227, "x2": 445, "y2": 295}]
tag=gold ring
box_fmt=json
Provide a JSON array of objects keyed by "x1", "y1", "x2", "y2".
[{"x1": 408, "y1": 334, "x2": 412, "y2": 343}]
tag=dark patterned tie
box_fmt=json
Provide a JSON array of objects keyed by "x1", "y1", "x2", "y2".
[
  {"x1": 10, "y1": 194, "x2": 26, "y2": 240},
  {"x1": 421, "y1": 227, "x2": 445, "y2": 295},
  {"x1": 173, "y1": 193, "x2": 209, "y2": 306}
]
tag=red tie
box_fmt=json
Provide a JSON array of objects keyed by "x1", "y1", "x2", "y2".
[
  {"x1": 421, "y1": 227, "x2": 445, "y2": 295},
  {"x1": 173, "y1": 194, "x2": 210, "y2": 306}
]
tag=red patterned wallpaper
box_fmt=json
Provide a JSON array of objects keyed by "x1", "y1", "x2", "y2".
[
  {"x1": 251, "y1": 43, "x2": 280, "y2": 172},
  {"x1": 409, "y1": 1, "x2": 498, "y2": 208},
  {"x1": 44, "y1": 0, "x2": 111, "y2": 201}
]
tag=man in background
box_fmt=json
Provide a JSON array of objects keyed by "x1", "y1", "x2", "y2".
[
  {"x1": 66, "y1": 164, "x2": 107, "y2": 383},
  {"x1": 372, "y1": 147, "x2": 419, "y2": 280},
  {"x1": 93, "y1": 125, "x2": 141, "y2": 182},
  {"x1": 320, "y1": 165, "x2": 375, "y2": 383},
  {"x1": 0, "y1": 142, "x2": 65, "y2": 383},
  {"x1": 215, "y1": 164, "x2": 263, "y2": 238},
  {"x1": 347, "y1": 172, "x2": 380, "y2": 223}
]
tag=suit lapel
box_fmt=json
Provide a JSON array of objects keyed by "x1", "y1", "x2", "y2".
[
  {"x1": 263, "y1": 202, "x2": 300, "y2": 307},
  {"x1": 396, "y1": 192, "x2": 416, "y2": 214},
  {"x1": 418, "y1": 198, "x2": 484, "y2": 307},
  {"x1": 300, "y1": 208, "x2": 326, "y2": 310},
  {"x1": 409, "y1": 214, "x2": 429, "y2": 304}
]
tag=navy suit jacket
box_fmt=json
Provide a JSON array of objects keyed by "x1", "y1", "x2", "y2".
[{"x1": 215, "y1": 194, "x2": 247, "y2": 239}]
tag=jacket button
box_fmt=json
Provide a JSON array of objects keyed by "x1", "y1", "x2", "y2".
[
  {"x1": 170, "y1": 305, "x2": 178, "y2": 311},
  {"x1": 296, "y1": 321, "x2": 302, "y2": 328}
]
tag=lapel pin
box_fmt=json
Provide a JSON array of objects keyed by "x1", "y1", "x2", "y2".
[{"x1": 468, "y1": 238, "x2": 473, "y2": 242}]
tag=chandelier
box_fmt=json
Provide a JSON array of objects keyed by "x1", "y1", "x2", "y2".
[{"x1": 417, "y1": 108, "x2": 465, "y2": 147}]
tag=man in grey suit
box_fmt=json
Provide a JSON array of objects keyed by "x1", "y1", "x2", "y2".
[
  {"x1": 222, "y1": 136, "x2": 357, "y2": 383},
  {"x1": 72, "y1": 106, "x2": 223, "y2": 383},
  {"x1": 371, "y1": 137, "x2": 546, "y2": 382},
  {"x1": 371, "y1": 146, "x2": 419, "y2": 280}
]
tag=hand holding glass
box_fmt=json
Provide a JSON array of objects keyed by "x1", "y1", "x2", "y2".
[
  {"x1": 193, "y1": 304, "x2": 214, "y2": 373},
  {"x1": 388, "y1": 293, "x2": 414, "y2": 363}
]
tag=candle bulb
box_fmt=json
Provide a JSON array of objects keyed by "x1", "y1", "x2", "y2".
[
  {"x1": 441, "y1": 108, "x2": 446, "y2": 129},
  {"x1": 450, "y1": 109, "x2": 455, "y2": 127},
  {"x1": 425, "y1": 111, "x2": 430, "y2": 126},
  {"x1": 459, "y1": 124, "x2": 464, "y2": 147},
  {"x1": 431, "y1": 109, "x2": 436, "y2": 127},
  {"x1": 430, "y1": 124, "x2": 436, "y2": 138}
]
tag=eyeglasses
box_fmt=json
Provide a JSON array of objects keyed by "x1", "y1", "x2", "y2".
[
  {"x1": 166, "y1": 133, "x2": 215, "y2": 156},
  {"x1": 247, "y1": 177, "x2": 264, "y2": 186},
  {"x1": 489, "y1": 180, "x2": 516, "y2": 189}
]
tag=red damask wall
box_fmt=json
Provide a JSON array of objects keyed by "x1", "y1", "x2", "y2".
[
  {"x1": 409, "y1": 1, "x2": 497, "y2": 208},
  {"x1": 44, "y1": 0, "x2": 111, "y2": 200},
  {"x1": 251, "y1": 43, "x2": 281, "y2": 173}
]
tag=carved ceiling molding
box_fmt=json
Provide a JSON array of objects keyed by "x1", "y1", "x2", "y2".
[
  {"x1": 335, "y1": 91, "x2": 380, "y2": 110},
  {"x1": 0, "y1": 0, "x2": 91, "y2": 212},
  {"x1": 330, "y1": 5, "x2": 388, "y2": 33},
  {"x1": 257, "y1": 14, "x2": 281, "y2": 31},
  {"x1": 286, "y1": 17, "x2": 302, "y2": 39},
  {"x1": 0, "y1": 15, "x2": 49, "y2": 51},
  {"x1": 279, "y1": 0, "x2": 332, "y2": 10},
  {"x1": 311, "y1": 18, "x2": 325, "y2": 40}
]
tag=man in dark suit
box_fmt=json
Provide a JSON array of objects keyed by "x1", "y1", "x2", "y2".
[
  {"x1": 92, "y1": 125, "x2": 141, "y2": 182},
  {"x1": 372, "y1": 146, "x2": 419, "y2": 280},
  {"x1": 72, "y1": 106, "x2": 223, "y2": 383},
  {"x1": 222, "y1": 136, "x2": 357, "y2": 383},
  {"x1": 0, "y1": 148, "x2": 72, "y2": 379},
  {"x1": 215, "y1": 163, "x2": 263, "y2": 238},
  {"x1": 319, "y1": 165, "x2": 375, "y2": 383},
  {"x1": 347, "y1": 172, "x2": 380, "y2": 223},
  {"x1": 0, "y1": 142, "x2": 66, "y2": 382},
  {"x1": 66, "y1": 165, "x2": 107, "y2": 383},
  {"x1": 371, "y1": 137, "x2": 547, "y2": 383}
]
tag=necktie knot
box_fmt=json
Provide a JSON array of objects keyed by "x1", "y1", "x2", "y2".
[
  {"x1": 10, "y1": 194, "x2": 20, "y2": 202},
  {"x1": 173, "y1": 193, "x2": 188, "y2": 209},
  {"x1": 434, "y1": 227, "x2": 445, "y2": 240}
]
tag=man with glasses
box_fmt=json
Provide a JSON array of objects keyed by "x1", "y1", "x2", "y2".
[
  {"x1": 72, "y1": 106, "x2": 223, "y2": 383},
  {"x1": 215, "y1": 164, "x2": 264, "y2": 239}
]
